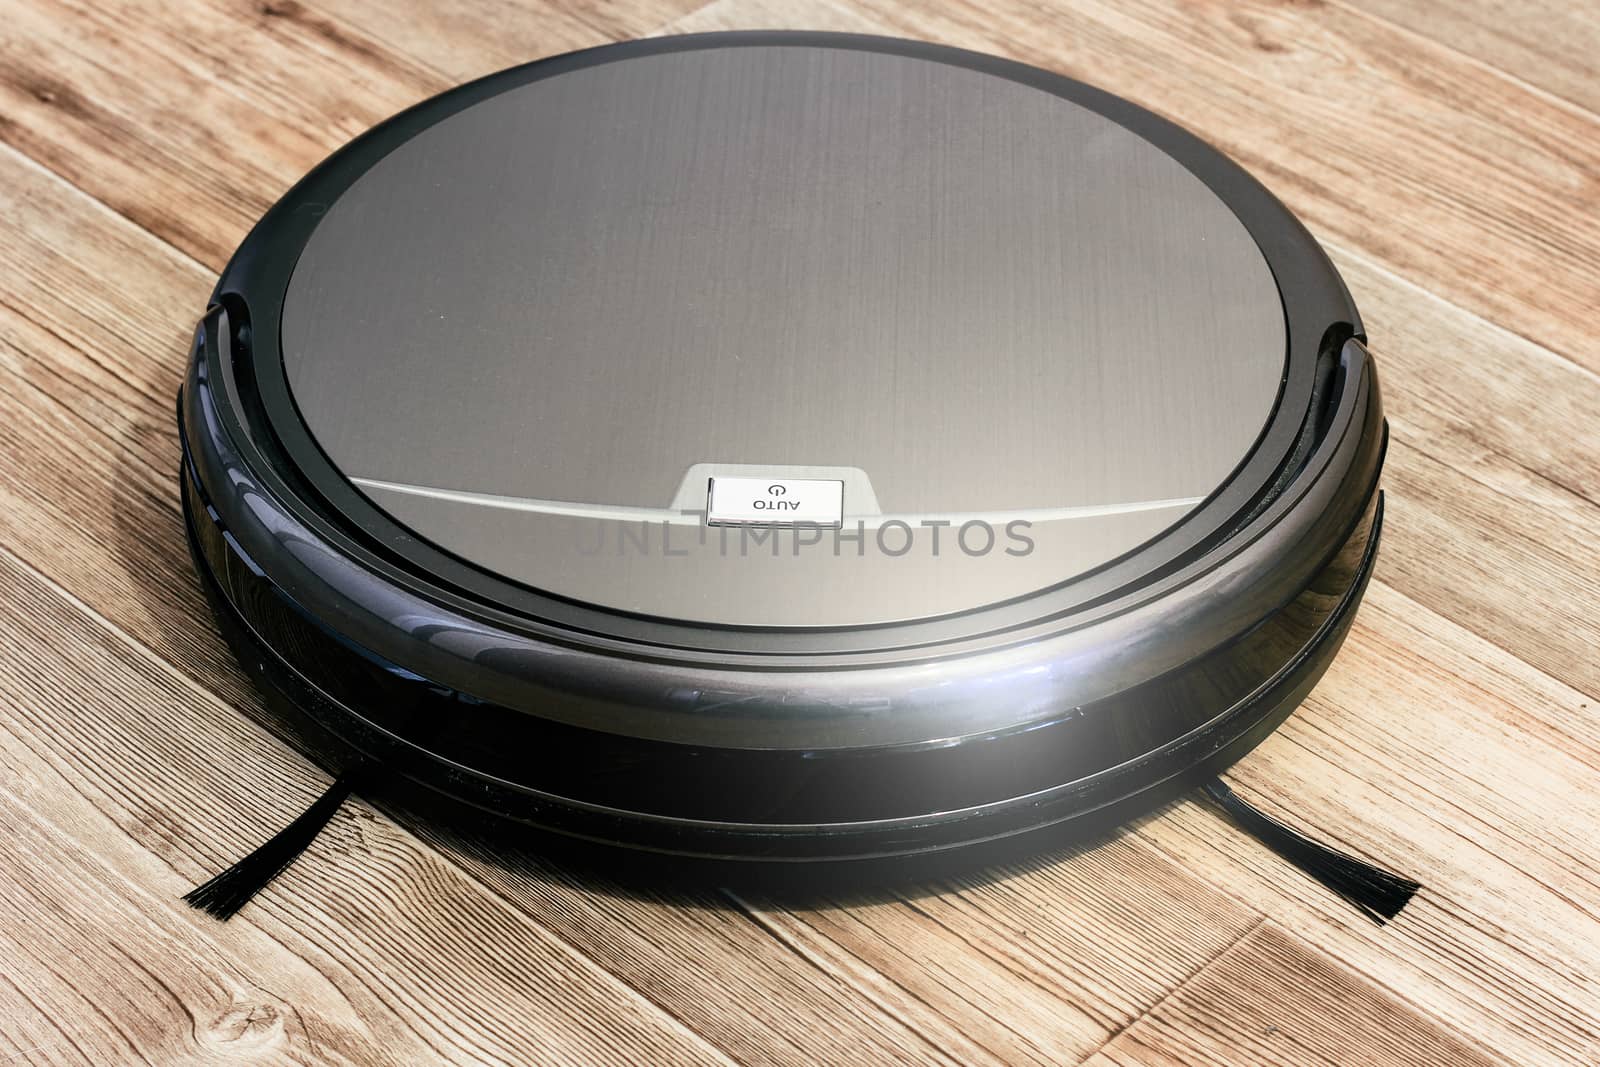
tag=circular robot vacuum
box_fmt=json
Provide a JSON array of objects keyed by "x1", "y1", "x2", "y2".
[{"x1": 179, "y1": 32, "x2": 1385, "y2": 878}]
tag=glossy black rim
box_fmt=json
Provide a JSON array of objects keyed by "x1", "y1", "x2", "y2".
[{"x1": 183, "y1": 437, "x2": 1383, "y2": 862}]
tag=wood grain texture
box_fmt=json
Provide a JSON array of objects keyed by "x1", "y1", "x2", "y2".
[
  {"x1": 0, "y1": 546, "x2": 731, "y2": 1067},
  {"x1": 1085, "y1": 922, "x2": 1499, "y2": 1067},
  {"x1": 1, "y1": 0, "x2": 1598, "y2": 1064},
  {"x1": 1341, "y1": 0, "x2": 1600, "y2": 114}
]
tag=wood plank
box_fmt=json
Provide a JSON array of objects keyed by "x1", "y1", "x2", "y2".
[
  {"x1": 301, "y1": 0, "x2": 716, "y2": 93},
  {"x1": 1088, "y1": 922, "x2": 1498, "y2": 1066},
  {"x1": 0, "y1": 0, "x2": 448, "y2": 267},
  {"x1": 1136, "y1": 582, "x2": 1600, "y2": 1064},
  {"x1": 1338, "y1": 0, "x2": 1600, "y2": 114},
  {"x1": 0, "y1": 547, "x2": 731, "y2": 1067},
  {"x1": 670, "y1": 0, "x2": 879, "y2": 34},
  {"x1": 307, "y1": 0, "x2": 609, "y2": 83},
  {"x1": 0, "y1": 0, "x2": 697, "y2": 273},
  {"x1": 678, "y1": 0, "x2": 1600, "y2": 373},
  {"x1": 556, "y1": 0, "x2": 713, "y2": 41},
  {"x1": 0, "y1": 757, "x2": 353, "y2": 1066},
  {"x1": 731, "y1": 842, "x2": 1264, "y2": 1066},
  {"x1": 0, "y1": 144, "x2": 980, "y2": 1067},
  {"x1": 415, "y1": 844, "x2": 993, "y2": 1066}
]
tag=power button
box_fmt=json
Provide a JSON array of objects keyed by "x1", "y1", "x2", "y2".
[{"x1": 705, "y1": 477, "x2": 845, "y2": 528}]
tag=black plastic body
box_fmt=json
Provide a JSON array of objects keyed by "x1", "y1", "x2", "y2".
[{"x1": 177, "y1": 32, "x2": 1386, "y2": 872}]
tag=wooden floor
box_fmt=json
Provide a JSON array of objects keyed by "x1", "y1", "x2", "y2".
[{"x1": 2, "y1": 0, "x2": 1597, "y2": 1063}]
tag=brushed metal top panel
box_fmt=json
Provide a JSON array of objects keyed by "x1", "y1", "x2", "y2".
[{"x1": 282, "y1": 44, "x2": 1285, "y2": 626}]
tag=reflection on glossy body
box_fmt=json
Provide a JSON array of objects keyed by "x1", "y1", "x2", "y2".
[{"x1": 178, "y1": 33, "x2": 1386, "y2": 871}]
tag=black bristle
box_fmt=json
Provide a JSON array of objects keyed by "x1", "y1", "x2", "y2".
[
  {"x1": 183, "y1": 772, "x2": 357, "y2": 920},
  {"x1": 1202, "y1": 778, "x2": 1420, "y2": 924}
]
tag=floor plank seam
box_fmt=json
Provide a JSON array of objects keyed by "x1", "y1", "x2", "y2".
[
  {"x1": 3, "y1": 359, "x2": 177, "y2": 498},
  {"x1": 1150, "y1": 765, "x2": 1592, "y2": 1061},
  {"x1": 1325, "y1": 0, "x2": 1600, "y2": 123},
  {"x1": 0, "y1": 140, "x2": 217, "y2": 281},
  {"x1": 354, "y1": 818, "x2": 747, "y2": 1067},
  {"x1": 879, "y1": 896, "x2": 1071, "y2": 1055},
  {"x1": 1370, "y1": 579, "x2": 1598, "y2": 712},
  {"x1": 0, "y1": 292, "x2": 170, "y2": 414},
  {"x1": 1396, "y1": 418, "x2": 1600, "y2": 520},
  {"x1": 1320, "y1": 237, "x2": 1600, "y2": 388},
  {"x1": 719, "y1": 890, "x2": 983, "y2": 1066},
  {"x1": 1365, "y1": 580, "x2": 1600, "y2": 738},
  {"x1": 1073, "y1": 914, "x2": 1270, "y2": 1065}
]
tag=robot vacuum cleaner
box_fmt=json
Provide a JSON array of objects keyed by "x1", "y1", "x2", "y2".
[{"x1": 179, "y1": 32, "x2": 1408, "y2": 915}]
